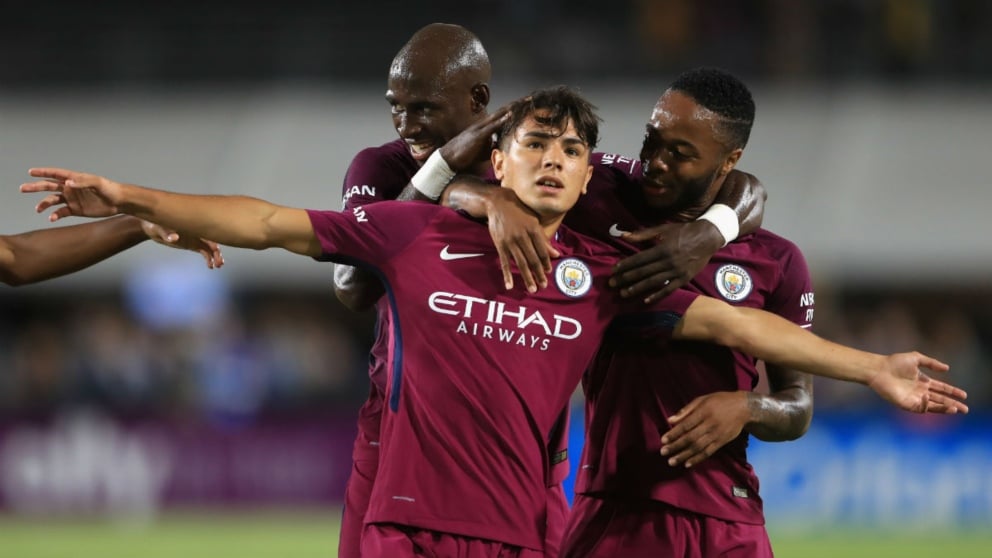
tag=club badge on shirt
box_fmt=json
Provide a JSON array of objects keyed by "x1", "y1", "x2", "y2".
[
  {"x1": 715, "y1": 264, "x2": 753, "y2": 301},
  {"x1": 555, "y1": 258, "x2": 592, "y2": 298}
]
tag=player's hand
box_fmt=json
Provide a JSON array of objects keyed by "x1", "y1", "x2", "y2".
[
  {"x1": 141, "y1": 220, "x2": 225, "y2": 269},
  {"x1": 21, "y1": 167, "x2": 126, "y2": 221},
  {"x1": 439, "y1": 104, "x2": 512, "y2": 172},
  {"x1": 868, "y1": 352, "x2": 969, "y2": 414},
  {"x1": 610, "y1": 219, "x2": 723, "y2": 303},
  {"x1": 660, "y1": 391, "x2": 750, "y2": 468},
  {"x1": 485, "y1": 188, "x2": 560, "y2": 293}
]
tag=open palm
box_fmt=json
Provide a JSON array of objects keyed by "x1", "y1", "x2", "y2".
[
  {"x1": 21, "y1": 168, "x2": 125, "y2": 222},
  {"x1": 869, "y1": 352, "x2": 968, "y2": 414}
]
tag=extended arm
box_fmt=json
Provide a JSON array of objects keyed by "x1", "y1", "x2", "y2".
[
  {"x1": 674, "y1": 296, "x2": 968, "y2": 414},
  {"x1": 21, "y1": 168, "x2": 321, "y2": 257},
  {"x1": 612, "y1": 170, "x2": 765, "y2": 303},
  {"x1": 0, "y1": 216, "x2": 145, "y2": 286},
  {"x1": 0, "y1": 215, "x2": 223, "y2": 286}
]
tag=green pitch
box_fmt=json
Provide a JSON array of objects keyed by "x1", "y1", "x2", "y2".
[
  {"x1": 1, "y1": 512, "x2": 989, "y2": 557},
  {"x1": 0, "y1": 511, "x2": 342, "y2": 558},
  {"x1": 769, "y1": 529, "x2": 991, "y2": 558}
]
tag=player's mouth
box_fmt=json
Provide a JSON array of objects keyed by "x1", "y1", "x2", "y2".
[
  {"x1": 640, "y1": 175, "x2": 673, "y2": 195},
  {"x1": 536, "y1": 176, "x2": 564, "y2": 192},
  {"x1": 406, "y1": 141, "x2": 436, "y2": 163}
]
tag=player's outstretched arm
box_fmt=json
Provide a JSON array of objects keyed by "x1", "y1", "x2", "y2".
[
  {"x1": 21, "y1": 167, "x2": 321, "y2": 257},
  {"x1": 0, "y1": 215, "x2": 223, "y2": 286},
  {"x1": 674, "y1": 296, "x2": 969, "y2": 414},
  {"x1": 611, "y1": 170, "x2": 764, "y2": 304}
]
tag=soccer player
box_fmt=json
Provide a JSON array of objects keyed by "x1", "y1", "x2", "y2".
[
  {"x1": 335, "y1": 22, "x2": 767, "y2": 557},
  {"x1": 0, "y1": 216, "x2": 222, "y2": 286},
  {"x1": 332, "y1": 24, "x2": 509, "y2": 557},
  {"x1": 432, "y1": 69, "x2": 814, "y2": 555},
  {"x1": 558, "y1": 68, "x2": 817, "y2": 557},
  {"x1": 22, "y1": 86, "x2": 967, "y2": 558}
]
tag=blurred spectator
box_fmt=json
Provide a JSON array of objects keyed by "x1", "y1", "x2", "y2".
[{"x1": 0, "y1": 288, "x2": 372, "y2": 419}]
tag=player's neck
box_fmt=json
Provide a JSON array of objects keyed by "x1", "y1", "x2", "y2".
[{"x1": 540, "y1": 214, "x2": 567, "y2": 239}]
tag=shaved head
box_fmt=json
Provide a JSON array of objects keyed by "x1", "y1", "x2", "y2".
[
  {"x1": 390, "y1": 23, "x2": 491, "y2": 90},
  {"x1": 385, "y1": 23, "x2": 493, "y2": 164}
]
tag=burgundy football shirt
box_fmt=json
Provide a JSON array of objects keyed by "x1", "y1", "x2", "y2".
[
  {"x1": 306, "y1": 201, "x2": 699, "y2": 548},
  {"x1": 568, "y1": 153, "x2": 815, "y2": 524},
  {"x1": 340, "y1": 139, "x2": 419, "y2": 460}
]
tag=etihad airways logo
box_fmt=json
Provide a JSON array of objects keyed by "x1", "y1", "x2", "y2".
[{"x1": 427, "y1": 292, "x2": 582, "y2": 351}]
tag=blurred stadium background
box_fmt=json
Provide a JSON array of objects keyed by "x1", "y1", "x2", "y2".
[{"x1": 2, "y1": 1, "x2": 991, "y2": 556}]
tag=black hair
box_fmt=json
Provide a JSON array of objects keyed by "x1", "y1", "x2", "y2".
[
  {"x1": 498, "y1": 85, "x2": 601, "y2": 151},
  {"x1": 669, "y1": 67, "x2": 755, "y2": 150}
]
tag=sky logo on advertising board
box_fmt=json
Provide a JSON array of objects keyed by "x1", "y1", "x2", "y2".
[{"x1": 427, "y1": 291, "x2": 582, "y2": 351}]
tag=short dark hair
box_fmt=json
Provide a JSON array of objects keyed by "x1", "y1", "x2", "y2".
[
  {"x1": 669, "y1": 67, "x2": 755, "y2": 150},
  {"x1": 498, "y1": 85, "x2": 601, "y2": 151}
]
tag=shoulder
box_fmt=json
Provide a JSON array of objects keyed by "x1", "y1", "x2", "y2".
[
  {"x1": 745, "y1": 228, "x2": 807, "y2": 262},
  {"x1": 557, "y1": 225, "x2": 622, "y2": 260},
  {"x1": 349, "y1": 138, "x2": 410, "y2": 163},
  {"x1": 591, "y1": 152, "x2": 641, "y2": 177},
  {"x1": 580, "y1": 152, "x2": 640, "y2": 205},
  {"x1": 345, "y1": 139, "x2": 416, "y2": 177}
]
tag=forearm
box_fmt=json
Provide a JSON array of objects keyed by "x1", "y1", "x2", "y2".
[
  {"x1": 711, "y1": 170, "x2": 765, "y2": 237},
  {"x1": 439, "y1": 176, "x2": 500, "y2": 219},
  {"x1": 680, "y1": 298, "x2": 883, "y2": 384},
  {"x1": 395, "y1": 184, "x2": 433, "y2": 202},
  {"x1": 745, "y1": 364, "x2": 814, "y2": 441},
  {"x1": 120, "y1": 184, "x2": 288, "y2": 250},
  {"x1": 727, "y1": 307, "x2": 882, "y2": 384},
  {"x1": 0, "y1": 215, "x2": 145, "y2": 286},
  {"x1": 744, "y1": 388, "x2": 812, "y2": 441}
]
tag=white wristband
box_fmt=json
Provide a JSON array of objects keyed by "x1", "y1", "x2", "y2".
[
  {"x1": 411, "y1": 150, "x2": 456, "y2": 201},
  {"x1": 698, "y1": 203, "x2": 740, "y2": 246}
]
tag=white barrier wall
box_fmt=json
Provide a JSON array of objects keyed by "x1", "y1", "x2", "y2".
[{"x1": 3, "y1": 82, "x2": 990, "y2": 288}]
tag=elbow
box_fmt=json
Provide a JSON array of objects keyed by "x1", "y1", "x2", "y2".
[
  {"x1": 335, "y1": 284, "x2": 376, "y2": 312},
  {"x1": 333, "y1": 265, "x2": 382, "y2": 312},
  {"x1": 0, "y1": 262, "x2": 30, "y2": 286},
  {"x1": 0, "y1": 273, "x2": 25, "y2": 287},
  {"x1": 783, "y1": 395, "x2": 815, "y2": 441}
]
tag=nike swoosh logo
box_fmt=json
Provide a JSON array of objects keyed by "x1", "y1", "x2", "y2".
[
  {"x1": 608, "y1": 224, "x2": 629, "y2": 238},
  {"x1": 440, "y1": 245, "x2": 485, "y2": 261}
]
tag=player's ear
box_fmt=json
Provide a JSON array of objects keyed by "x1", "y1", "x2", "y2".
[
  {"x1": 470, "y1": 83, "x2": 490, "y2": 113},
  {"x1": 720, "y1": 148, "x2": 743, "y2": 177},
  {"x1": 492, "y1": 147, "x2": 505, "y2": 180},
  {"x1": 581, "y1": 163, "x2": 593, "y2": 195}
]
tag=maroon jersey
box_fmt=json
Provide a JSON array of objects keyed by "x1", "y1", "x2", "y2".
[
  {"x1": 340, "y1": 139, "x2": 419, "y2": 460},
  {"x1": 306, "y1": 202, "x2": 699, "y2": 549},
  {"x1": 340, "y1": 139, "x2": 501, "y2": 460},
  {"x1": 568, "y1": 153, "x2": 815, "y2": 525}
]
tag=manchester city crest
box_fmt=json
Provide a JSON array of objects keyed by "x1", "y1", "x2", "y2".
[
  {"x1": 555, "y1": 258, "x2": 592, "y2": 298},
  {"x1": 715, "y1": 264, "x2": 753, "y2": 301}
]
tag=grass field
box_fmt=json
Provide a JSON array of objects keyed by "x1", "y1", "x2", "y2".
[{"x1": 1, "y1": 511, "x2": 989, "y2": 557}]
